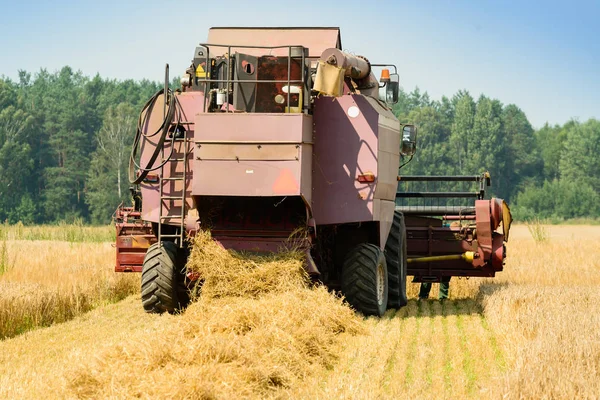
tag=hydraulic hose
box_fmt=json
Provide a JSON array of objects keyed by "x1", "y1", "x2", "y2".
[{"x1": 129, "y1": 88, "x2": 182, "y2": 185}]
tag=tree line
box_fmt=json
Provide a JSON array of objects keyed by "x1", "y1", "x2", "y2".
[
  {"x1": 393, "y1": 88, "x2": 600, "y2": 221},
  {"x1": 0, "y1": 67, "x2": 598, "y2": 224},
  {"x1": 0, "y1": 67, "x2": 161, "y2": 224}
]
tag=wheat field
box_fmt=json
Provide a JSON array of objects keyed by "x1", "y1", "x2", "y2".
[
  {"x1": 0, "y1": 224, "x2": 599, "y2": 399},
  {"x1": 0, "y1": 240, "x2": 137, "y2": 339}
]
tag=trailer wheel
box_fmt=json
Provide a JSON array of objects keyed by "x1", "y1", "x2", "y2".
[
  {"x1": 385, "y1": 211, "x2": 408, "y2": 309},
  {"x1": 141, "y1": 241, "x2": 190, "y2": 314},
  {"x1": 341, "y1": 243, "x2": 388, "y2": 317}
]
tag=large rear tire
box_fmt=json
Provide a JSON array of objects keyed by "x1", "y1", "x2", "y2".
[
  {"x1": 385, "y1": 211, "x2": 408, "y2": 309},
  {"x1": 141, "y1": 241, "x2": 190, "y2": 314},
  {"x1": 341, "y1": 243, "x2": 388, "y2": 317}
]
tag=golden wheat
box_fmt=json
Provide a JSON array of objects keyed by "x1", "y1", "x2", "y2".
[
  {"x1": 0, "y1": 240, "x2": 138, "y2": 339},
  {"x1": 0, "y1": 222, "x2": 113, "y2": 242},
  {"x1": 0, "y1": 225, "x2": 599, "y2": 399},
  {"x1": 0, "y1": 233, "x2": 363, "y2": 399}
]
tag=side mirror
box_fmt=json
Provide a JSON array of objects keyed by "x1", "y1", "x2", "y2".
[
  {"x1": 401, "y1": 124, "x2": 417, "y2": 156},
  {"x1": 386, "y1": 73, "x2": 399, "y2": 104}
]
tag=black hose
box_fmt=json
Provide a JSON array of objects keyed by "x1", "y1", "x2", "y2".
[{"x1": 129, "y1": 88, "x2": 182, "y2": 185}]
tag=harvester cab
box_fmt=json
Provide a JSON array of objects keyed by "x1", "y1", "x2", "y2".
[{"x1": 114, "y1": 27, "x2": 512, "y2": 317}]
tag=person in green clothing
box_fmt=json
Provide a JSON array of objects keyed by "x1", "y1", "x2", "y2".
[{"x1": 418, "y1": 276, "x2": 451, "y2": 300}]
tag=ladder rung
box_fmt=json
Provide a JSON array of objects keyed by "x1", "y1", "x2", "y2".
[
  {"x1": 160, "y1": 215, "x2": 183, "y2": 219},
  {"x1": 160, "y1": 234, "x2": 182, "y2": 238},
  {"x1": 161, "y1": 196, "x2": 184, "y2": 200},
  {"x1": 162, "y1": 158, "x2": 186, "y2": 162},
  {"x1": 162, "y1": 177, "x2": 185, "y2": 181}
]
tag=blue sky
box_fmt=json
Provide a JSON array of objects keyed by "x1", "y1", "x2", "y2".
[{"x1": 0, "y1": 0, "x2": 598, "y2": 128}]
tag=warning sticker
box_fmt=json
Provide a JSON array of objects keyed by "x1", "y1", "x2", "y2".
[{"x1": 196, "y1": 64, "x2": 208, "y2": 78}]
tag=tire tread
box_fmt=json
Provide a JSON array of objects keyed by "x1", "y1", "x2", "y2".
[
  {"x1": 141, "y1": 241, "x2": 189, "y2": 314},
  {"x1": 341, "y1": 243, "x2": 388, "y2": 317},
  {"x1": 384, "y1": 211, "x2": 408, "y2": 308}
]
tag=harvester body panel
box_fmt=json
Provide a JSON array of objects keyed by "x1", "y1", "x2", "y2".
[
  {"x1": 114, "y1": 207, "x2": 156, "y2": 273},
  {"x1": 138, "y1": 91, "x2": 203, "y2": 224},
  {"x1": 206, "y1": 27, "x2": 341, "y2": 58},
  {"x1": 193, "y1": 113, "x2": 312, "y2": 202},
  {"x1": 312, "y1": 94, "x2": 399, "y2": 248}
]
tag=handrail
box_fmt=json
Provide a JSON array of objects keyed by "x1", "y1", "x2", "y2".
[{"x1": 196, "y1": 43, "x2": 308, "y2": 113}]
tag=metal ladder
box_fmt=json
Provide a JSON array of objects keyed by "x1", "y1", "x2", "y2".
[
  {"x1": 156, "y1": 64, "x2": 191, "y2": 248},
  {"x1": 157, "y1": 120, "x2": 190, "y2": 248}
]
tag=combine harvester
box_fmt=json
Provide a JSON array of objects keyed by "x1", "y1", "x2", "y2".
[{"x1": 114, "y1": 27, "x2": 512, "y2": 317}]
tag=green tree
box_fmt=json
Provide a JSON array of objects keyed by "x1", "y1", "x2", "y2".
[
  {"x1": 0, "y1": 68, "x2": 163, "y2": 223},
  {"x1": 401, "y1": 106, "x2": 452, "y2": 175},
  {"x1": 32, "y1": 67, "x2": 93, "y2": 221},
  {"x1": 9, "y1": 193, "x2": 37, "y2": 225},
  {"x1": 86, "y1": 103, "x2": 136, "y2": 223},
  {"x1": 0, "y1": 80, "x2": 35, "y2": 222},
  {"x1": 467, "y1": 96, "x2": 506, "y2": 197},
  {"x1": 559, "y1": 119, "x2": 600, "y2": 192},
  {"x1": 502, "y1": 104, "x2": 541, "y2": 201},
  {"x1": 535, "y1": 123, "x2": 567, "y2": 181},
  {"x1": 514, "y1": 180, "x2": 600, "y2": 220},
  {"x1": 449, "y1": 91, "x2": 475, "y2": 174}
]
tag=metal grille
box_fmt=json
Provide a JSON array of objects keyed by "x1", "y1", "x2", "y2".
[{"x1": 395, "y1": 174, "x2": 490, "y2": 216}]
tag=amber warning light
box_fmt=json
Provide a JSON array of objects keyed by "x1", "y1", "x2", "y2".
[
  {"x1": 380, "y1": 69, "x2": 390, "y2": 83},
  {"x1": 357, "y1": 173, "x2": 376, "y2": 183}
]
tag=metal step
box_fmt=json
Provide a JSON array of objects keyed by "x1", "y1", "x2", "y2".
[
  {"x1": 160, "y1": 196, "x2": 184, "y2": 200},
  {"x1": 160, "y1": 215, "x2": 183, "y2": 220},
  {"x1": 161, "y1": 176, "x2": 185, "y2": 181}
]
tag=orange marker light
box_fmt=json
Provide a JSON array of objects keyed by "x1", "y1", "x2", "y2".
[
  {"x1": 380, "y1": 69, "x2": 390, "y2": 83},
  {"x1": 357, "y1": 173, "x2": 376, "y2": 183}
]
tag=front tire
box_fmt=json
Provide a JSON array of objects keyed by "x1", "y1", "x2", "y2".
[
  {"x1": 141, "y1": 241, "x2": 190, "y2": 314},
  {"x1": 385, "y1": 211, "x2": 408, "y2": 309},
  {"x1": 341, "y1": 243, "x2": 388, "y2": 317}
]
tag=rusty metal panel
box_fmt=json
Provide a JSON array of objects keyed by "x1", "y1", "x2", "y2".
[
  {"x1": 376, "y1": 149, "x2": 399, "y2": 200},
  {"x1": 117, "y1": 252, "x2": 147, "y2": 265},
  {"x1": 194, "y1": 160, "x2": 302, "y2": 196},
  {"x1": 300, "y1": 143, "x2": 312, "y2": 206},
  {"x1": 195, "y1": 113, "x2": 312, "y2": 143},
  {"x1": 233, "y1": 53, "x2": 258, "y2": 112},
  {"x1": 373, "y1": 199, "x2": 395, "y2": 250},
  {"x1": 117, "y1": 235, "x2": 154, "y2": 249},
  {"x1": 196, "y1": 143, "x2": 300, "y2": 161},
  {"x1": 374, "y1": 107, "x2": 401, "y2": 201},
  {"x1": 193, "y1": 113, "x2": 312, "y2": 200},
  {"x1": 207, "y1": 27, "x2": 341, "y2": 58},
  {"x1": 114, "y1": 212, "x2": 156, "y2": 273},
  {"x1": 312, "y1": 94, "x2": 380, "y2": 225}
]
